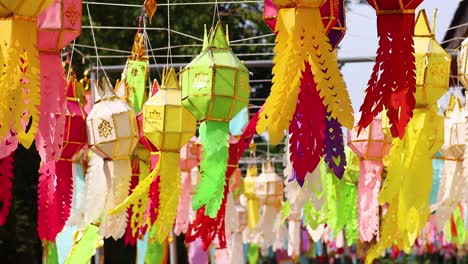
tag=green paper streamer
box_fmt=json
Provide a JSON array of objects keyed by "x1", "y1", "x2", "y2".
[
  {"x1": 145, "y1": 225, "x2": 166, "y2": 263},
  {"x1": 65, "y1": 225, "x2": 100, "y2": 264},
  {"x1": 247, "y1": 243, "x2": 259, "y2": 264},
  {"x1": 126, "y1": 60, "x2": 148, "y2": 113},
  {"x1": 281, "y1": 201, "x2": 291, "y2": 222},
  {"x1": 43, "y1": 241, "x2": 58, "y2": 264},
  {"x1": 454, "y1": 207, "x2": 466, "y2": 246},
  {"x1": 192, "y1": 120, "x2": 229, "y2": 217}
]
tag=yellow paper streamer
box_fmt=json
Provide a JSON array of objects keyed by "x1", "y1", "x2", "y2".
[
  {"x1": 0, "y1": 19, "x2": 40, "y2": 148},
  {"x1": 257, "y1": 5, "x2": 353, "y2": 144},
  {"x1": 153, "y1": 152, "x2": 181, "y2": 243}
]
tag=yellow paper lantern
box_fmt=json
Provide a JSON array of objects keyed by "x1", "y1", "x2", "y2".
[
  {"x1": 414, "y1": 10, "x2": 452, "y2": 107},
  {"x1": 243, "y1": 164, "x2": 260, "y2": 229},
  {"x1": 458, "y1": 38, "x2": 468, "y2": 89}
]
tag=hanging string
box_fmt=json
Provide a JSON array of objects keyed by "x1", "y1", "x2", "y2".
[
  {"x1": 211, "y1": 0, "x2": 221, "y2": 28},
  {"x1": 167, "y1": 0, "x2": 173, "y2": 67},
  {"x1": 66, "y1": 39, "x2": 76, "y2": 81},
  {"x1": 86, "y1": 3, "x2": 110, "y2": 85}
]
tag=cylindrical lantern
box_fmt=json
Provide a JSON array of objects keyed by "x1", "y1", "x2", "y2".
[
  {"x1": 255, "y1": 159, "x2": 283, "y2": 249},
  {"x1": 243, "y1": 164, "x2": 260, "y2": 230},
  {"x1": 181, "y1": 21, "x2": 250, "y2": 218},
  {"x1": 358, "y1": 0, "x2": 424, "y2": 138},
  {"x1": 86, "y1": 78, "x2": 138, "y2": 239},
  {"x1": 458, "y1": 38, "x2": 468, "y2": 88},
  {"x1": 348, "y1": 114, "x2": 392, "y2": 242},
  {"x1": 257, "y1": 0, "x2": 353, "y2": 146},
  {"x1": 139, "y1": 67, "x2": 196, "y2": 242},
  {"x1": 35, "y1": 0, "x2": 83, "y2": 242},
  {"x1": 0, "y1": 0, "x2": 55, "y2": 148}
]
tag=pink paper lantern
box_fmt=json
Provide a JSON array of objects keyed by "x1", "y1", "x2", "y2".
[
  {"x1": 37, "y1": 0, "x2": 82, "y2": 52},
  {"x1": 348, "y1": 114, "x2": 392, "y2": 242}
]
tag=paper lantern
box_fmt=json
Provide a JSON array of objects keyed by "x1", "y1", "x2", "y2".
[
  {"x1": 414, "y1": 11, "x2": 451, "y2": 108},
  {"x1": 243, "y1": 164, "x2": 260, "y2": 229},
  {"x1": 458, "y1": 38, "x2": 468, "y2": 88},
  {"x1": 358, "y1": 0, "x2": 424, "y2": 138},
  {"x1": 35, "y1": 1, "x2": 83, "y2": 242},
  {"x1": 263, "y1": 0, "x2": 345, "y2": 48},
  {"x1": 112, "y1": 67, "x2": 196, "y2": 242},
  {"x1": 86, "y1": 79, "x2": 138, "y2": 239},
  {"x1": 257, "y1": 0, "x2": 353, "y2": 146},
  {"x1": 255, "y1": 159, "x2": 283, "y2": 249},
  {"x1": 122, "y1": 33, "x2": 149, "y2": 113},
  {"x1": 0, "y1": 0, "x2": 55, "y2": 149},
  {"x1": 181, "y1": 21, "x2": 250, "y2": 218},
  {"x1": 366, "y1": 12, "x2": 447, "y2": 260},
  {"x1": 348, "y1": 114, "x2": 391, "y2": 242}
]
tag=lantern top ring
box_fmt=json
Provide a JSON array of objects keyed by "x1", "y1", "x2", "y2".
[
  {"x1": 376, "y1": 9, "x2": 415, "y2": 15},
  {"x1": 0, "y1": 14, "x2": 37, "y2": 22}
]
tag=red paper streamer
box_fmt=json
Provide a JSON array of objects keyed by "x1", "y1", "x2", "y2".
[
  {"x1": 55, "y1": 160, "x2": 73, "y2": 233},
  {"x1": 124, "y1": 159, "x2": 141, "y2": 246},
  {"x1": 0, "y1": 153, "x2": 14, "y2": 226},
  {"x1": 37, "y1": 161, "x2": 59, "y2": 241},
  {"x1": 289, "y1": 63, "x2": 326, "y2": 185},
  {"x1": 358, "y1": 1, "x2": 422, "y2": 138}
]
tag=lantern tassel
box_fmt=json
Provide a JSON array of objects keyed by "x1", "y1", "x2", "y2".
[
  {"x1": 0, "y1": 130, "x2": 18, "y2": 159},
  {"x1": 124, "y1": 158, "x2": 141, "y2": 246},
  {"x1": 83, "y1": 153, "x2": 107, "y2": 225},
  {"x1": 289, "y1": 63, "x2": 325, "y2": 185},
  {"x1": 153, "y1": 151, "x2": 181, "y2": 242},
  {"x1": 323, "y1": 114, "x2": 347, "y2": 179},
  {"x1": 358, "y1": 14, "x2": 417, "y2": 138},
  {"x1": 174, "y1": 171, "x2": 192, "y2": 235},
  {"x1": 147, "y1": 175, "x2": 161, "y2": 226},
  {"x1": 55, "y1": 160, "x2": 74, "y2": 232},
  {"x1": 37, "y1": 160, "x2": 58, "y2": 241},
  {"x1": 192, "y1": 120, "x2": 229, "y2": 218},
  {"x1": 100, "y1": 159, "x2": 133, "y2": 239},
  {"x1": 0, "y1": 153, "x2": 14, "y2": 226}
]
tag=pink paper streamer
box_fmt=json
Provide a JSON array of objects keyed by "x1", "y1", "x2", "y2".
[
  {"x1": 188, "y1": 239, "x2": 208, "y2": 264},
  {"x1": 174, "y1": 171, "x2": 191, "y2": 235},
  {"x1": 357, "y1": 159, "x2": 382, "y2": 242}
]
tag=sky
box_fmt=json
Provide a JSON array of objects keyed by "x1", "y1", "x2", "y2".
[{"x1": 339, "y1": 0, "x2": 461, "y2": 112}]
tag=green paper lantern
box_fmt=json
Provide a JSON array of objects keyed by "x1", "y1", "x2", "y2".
[
  {"x1": 181, "y1": 21, "x2": 251, "y2": 218},
  {"x1": 181, "y1": 21, "x2": 250, "y2": 122}
]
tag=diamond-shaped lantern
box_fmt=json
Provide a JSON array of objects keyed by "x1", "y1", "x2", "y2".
[
  {"x1": 143, "y1": 67, "x2": 197, "y2": 242},
  {"x1": 60, "y1": 75, "x2": 87, "y2": 162},
  {"x1": 255, "y1": 160, "x2": 283, "y2": 210},
  {"x1": 181, "y1": 21, "x2": 250, "y2": 217},
  {"x1": 86, "y1": 80, "x2": 138, "y2": 160},
  {"x1": 348, "y1": 114, "x2": 392, "y2": 242},
  {"x1": 181, "y1": 22, "x2": 250, "y2": 122},
  {"x1": 37, "y1": 0, "x2": 82, "y2": 52},
  {"x1": 459, "y1": 38, "x2": 468, "y2": 89},
  {"x1": 414, "y1": 10, "x2": 451, "y2": 108},
  {"x1": 144, "y1": 67, "x2": 196, "y2": 152},
  {"x1": 86, "y1": 78, "x2": 139, "y2": 239}
]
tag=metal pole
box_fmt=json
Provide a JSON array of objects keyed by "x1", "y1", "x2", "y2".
[{"x1": 169, "y1": 229, "x2": 177, "y2": 264}]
